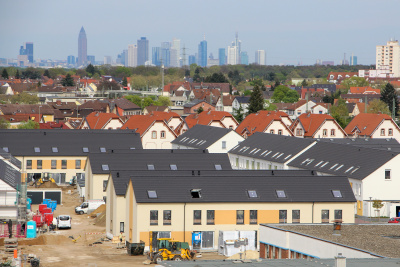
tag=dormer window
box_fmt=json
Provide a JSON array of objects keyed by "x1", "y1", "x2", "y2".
[
  {"x1": 190, "y1": 189, "x2": 201, "y2": 198},
  {"x1": 83, "y1": 147, "x2": 89, "y2": 153}
]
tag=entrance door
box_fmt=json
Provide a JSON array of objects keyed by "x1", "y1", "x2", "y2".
[
  {"x1": 201, "y1": 231, "x2": 214, "y2": 249},
  {"x1": 396, "y1": 206, "x2": 400, "y2": 217}
]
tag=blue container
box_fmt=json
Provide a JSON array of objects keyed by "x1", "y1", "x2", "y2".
[
  {"x1": 50, "y1": 200, "x2": 57, "y2": 212},
  {"x1": 43, "y1": 199, "x2": 51, "y2": 206},
  {"x1": 27, "y1": 198, "x2": 32, "y2": 210},
  {"x1": 26, "y1": 220, "x2": 37, "y2": 238}
]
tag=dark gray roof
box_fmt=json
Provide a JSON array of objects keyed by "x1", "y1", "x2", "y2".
[
  {"x1": 228, "y1": 132, "x2": 315, "y2": 163},
  {"x1": 131, "y1": 174, "x2": 355, "y2": 203},
  {"x1": 183, "y1": 99, "x2": 206, "y2": 108},
  {"x1": 0, "y1": 129, "x2": 142, "y2": 156},
  {"x1": 319, "y1": 137, "x2": 400, "y2": 152},
  {"x1": 288, "y1": 141, "x2": 399, "y2": 180},
  {"x1": 0, "y1": 158, "x2": 21, "y2": 189},
  {"x1": 89, "y1": 149, "x2": 232, "y2": 174},
  {"x1": 171, "y1": 125, "x2": 237, "y2": 149},
  {"x1": 235, "y1": 96, "x2": 250, "y2": 104},
  {"x1": 110, "y1": 169, "x2": 318, "y2": 196}
]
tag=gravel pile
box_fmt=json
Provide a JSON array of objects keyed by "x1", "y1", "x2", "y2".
[{"x1": 278, "y1": 224, "x2": 400, "y2": 258}]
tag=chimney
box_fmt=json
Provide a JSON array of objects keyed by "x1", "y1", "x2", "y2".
[{"x1": 335, "y1": 253, "x2": 346, "y2": 267}]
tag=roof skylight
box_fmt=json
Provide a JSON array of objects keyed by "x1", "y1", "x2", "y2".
[
  {"x1": 332, "y1": 190, "x2": 343, "y2": 198},
  {"x1": 52, "y1": 147, "x2": 58, "y2": 153},
  {"x1": 147, "y1": 164, "x2": 155, "y2": 170},
  {"x1": 147, "y1": 190, "x2": 157, "y2": 198},
  {"x1": 215, "y1": 164, "x2": 222, "y2": 170},
  {"x1": 83, "y1": 147, "x2": 89, "y2": 153},
  {"x1": 276, "y1": 190, "x2": 286, "y2": 198},
  {"x1": 101, "y1": 164, "x2": 109, "y2": 171},
  {"x1": 247, "y1": 190, "x2": 258, "y2": 198},
  {"x1": 170, "y1": 164, "x2": 178, "y2": 170},
  {"x1": 34, "y1": 147, "x2": 40, "y2": 153}
]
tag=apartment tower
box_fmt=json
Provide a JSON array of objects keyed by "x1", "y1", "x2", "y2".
[{"x1": 376, "y1": 39, "x2": 400, "y2": 77}]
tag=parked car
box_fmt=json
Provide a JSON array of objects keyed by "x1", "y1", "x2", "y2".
[
  {"x1": 388, "y1": 217, "x2": 400, "y2": 223},
  {"x1": 75, "y1": 199, "x2": 105, "y2": 215},
  {"x1": 57, "y1": 215, "x2": 72, "y2": 229}
]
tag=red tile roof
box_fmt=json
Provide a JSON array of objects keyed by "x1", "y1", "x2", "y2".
[
  {"x1": 185, "y1": 111, "x2": 237, "y2": 129},
  {"x1": 292, "y1": 113, "x2": 340, "y2": 137},
  {"x1": 236, "y1": 111, "x2": 291, "y2": 137},
  {"x1": 344, "y1": 113, "x2": 394, "y2": 136},
  {"x1": 84, "y1": 112, "x2": 122, "y2": 129},
  {"x1": 121, "y1": 114, "x2": 177, "y2": 137},
  {"x1": 39, "y1": 122, "x2": 70, "y2": 129},
  {"x1": 349, "y1": 86, "x2": 380, "y2": 94}
]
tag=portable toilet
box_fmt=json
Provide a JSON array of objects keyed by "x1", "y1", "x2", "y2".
[
  {"x1": 38, "y1": 204, "x2": 47, "y2": 214},
  {"x1": 26, "y1": 221, "x2": 37, "y2": 238},
  {"x1": 27, "y1": 198, "x2": 32, "y2": 210}
]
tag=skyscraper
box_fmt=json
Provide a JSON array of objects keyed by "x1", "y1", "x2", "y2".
[
  {"x1": 218, "y1": 48, "x2": 226, "y2": 65},
  {"x1": 350, "y1": 53, "x2": 358, "y2": 66},
  {"x1": 377, "y1": 39, "x2": 400, "y2": 77},
  {"x1": 19, "y1": 42, "x2": 33, "y2": 64},
  {"x1": 170, "y1": 38, "x2": 181, "y2": 67},
  {"x1": 152, "y1": 47, "x2": 161, "y2": 66},
  {"x1": 240, "y1": 51, "x2": 249, "y2": 65},
  {"x1": 255, "y1": 50, "x2": 266, "y2": 65},
  {"x1": 161, "y1": 42, "x2": 171, "y2": 67},
  {"x1": 78, "y1": 27, "x2": 87, "y2": 66},
  {"x1": 87, "y1": 55, "x2": 95, "y2": 64},
  {"x1": 67, "y1": 55, "x2": 75, "y2": 65},
  {"x1": 198, "y1": 38, "x2": 207, "y2": 67},
  {"x1": 189, "y1": 55, "x2": 196, "y2": 65},
  {"x1": 227, "y1": 46, "x2": 237, "y2": 65},
  {"x1": 137, "y1": 37, "x2": 149, "y2": 66},
  {"x1": 128, "y1": 45, "x2": 137, "y2": 67}
]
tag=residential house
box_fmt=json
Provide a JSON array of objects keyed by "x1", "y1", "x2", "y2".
[
  {"x1": 117, "y1": 170, "x2": 355, "y2": 250},
  {"x1": 171, "y1": 125, "x2": 244, "y2": 153},
  {"x1": 232, "y1": 96, "x2": 250, "y2": 115},
  {"x1": 47, "y1": 101, "x2": 77, "y2": 122},
  {"x1": 327, "y1": 72, "x2": 358, "y2": 84},
  {"x1": 235, "y1": 111, "x2": 293, "y2": 138},
  {"x1": 290, "y1": 113, "x2": 347, "y2": 138},
  {"x1": 341, "y1": 94, "x2": 381, "y2": 104},
  {"x1": 284, "y1": 100, "x2": 316, "y2": 120},
  {"x1": 0, "y1": 129, "x2": 142, "y2": 185},
  {"x1": 349, "y1": 86, "x2": 380, "y2": 94},
  {"x1": 345, "y1": 113, "x2": 400, "y2": 142},
  {"x1": 0, "y1": 104, "x2": 54, "y2": 123},
  {"x1": 110, "y1": 98, "x2": 141, "y2": 116},
  {"x1": 143, "y1": 105, "x2": 170, "y2": 115},
  {"x1": 311, "y1": 103, "x2": 331, "y2": 114},
  {"x1": 183, "y1": 100, "x2": 215, "y2": 114},
  {"x1": 228, "y1": 132, "x2": 400, "y2": 217},
  {"x1": 0, "y1": 151, "x2": 21, "y2": 221},
  {"x1": 80, "y1": 112, "x2": 124, "y2": 130},
  {"x1": 215, "y1": 95, "x2": 235, "y2": 113},
  {"x1": 347, "y1": 102, "x2": 366, "y2": 117},
  {"x1": 185, "y1": 110, "x2": 238, "y2": 129}
]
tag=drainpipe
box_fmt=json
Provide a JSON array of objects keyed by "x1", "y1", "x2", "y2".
[
  {"x1": 312, "y1": 202, "x2": 314, "y2": 223},
  {"x1": 183, "y1": 203, "x2": 186, "y2": 243}
]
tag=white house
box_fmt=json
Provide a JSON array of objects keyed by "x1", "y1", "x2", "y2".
[{"x1": 290, "y1": 113, "x2": 347, "y2": 138}]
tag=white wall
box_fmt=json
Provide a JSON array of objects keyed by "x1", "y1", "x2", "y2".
[
  {"x1": 313, "y1": 120, "x2": 346, "y2": 139},
  {"x1": 142, "y1": 122, "x2": 176, "y2": 149},
  {"x1": 228, "y1": 154, "x2": 285, "y2": 170},
  {"x1": 206, "y1": 131, "x2": 244, "y2": 153},
  {"x1": 370, "y1": 120, "x2": 400, "y2": 143}
]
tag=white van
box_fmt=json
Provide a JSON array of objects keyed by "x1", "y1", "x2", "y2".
[
  {"x1": 57, "y1": 215, "x2": 72, "y2": 229},
  {"x1": 75, "y1": 199, "x2": 105, "y2": 215}
]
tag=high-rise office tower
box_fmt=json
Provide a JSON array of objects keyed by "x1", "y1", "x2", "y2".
[
  {"x1": 170, "y1": 38, "x2": 181, "y2": 67},
  {"x1": 198, "y1": 38, "x2": 207, "y2": 67},
  {"x1": 78, "y1": 27, "x2": 87, "y2": 66},
  {"x1": 67, "y1": 55, "x2": 75, "y2": 65},
  {"x1": 152, "y1": 47, "x2": 161, "y2": 66},
  {"x1": 189, "y1": 55, "x2": 196, "y2": 65},
  {"x1": 240, "y1": 51, "x2": 249, "y2": 65},
  {"x1": 137, "y1": 37, "x2": 149, "y2": 66},
  {"x1": 350, "y1": 53, "x2": 358, "y2": 66},
  {"x1": 218, "y1": 48, "x2": 226, "y2": 65},
  {"x1": 104, "y1": 56, "x2": 112, "y2": 65},
  {"x1": 123, "y1": 50, "x2": 128, "y2": 67},
  {"x1": 161, "y1": 42, "x2": 171, "y2": 67},
  {"x1": 128, "y1": 44, "x2": 138, "y2": 67},
  {"x1": 87, "y1": 55, "x2": 95, "y2": 64},
  {"x1": 227, "y1": 46, "x2": 237, "y2": 65},
  {"x1": 19, "y1": 42, "x2": 33, "y2": 64},
  {"x1": 255, "y1": 50, "x2": 266, "y2": 65}
]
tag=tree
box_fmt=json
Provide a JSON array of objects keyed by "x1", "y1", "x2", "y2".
[
  {"x1": 61, "y1": 73, "x2": 74, "y2": 86},
  {"x1": 193, "y1": 67, "x2": 202, "y2": 82},
  {"x1": 10, "y1": 92, "x2": 39, "y2": 104},
  {"x1": 372, "y1": 199, "x2": 384, "y2": 219},
  {"x1": 301, "y1": 79, "x2": 308, "y2": 87},
  {"x1": 381, "y1": 83, "x2": 399, "y2": 116},
  {"x1": 17, "y1": 120, "x2": 39, "y2": 129},
  {"x1": 130, "y1": 75, "x2": 148, "y2": 90},
  {"x1": 125, "y1": 95, "x2": 142, "y2": 107},
  {"x1": 15, "y1": 69, "x2": 20, "y2": 79},
  {"x1": 341, "y1": 76, "x2": 368, "y2": 90},
  {"x1": 204, "y1": 72, "x2": 229, "y2": 83},
  {"x1": 86, "y1": 64, "x2": 95, "y2": 76},
  {"x1": 272, "y1": 85, "x2": 299, "y2": 103},
  {"x1": 265, "y1": 103, "x2": 277, "y2": 111},
  {"x1": 197, "y1": 107, "x2": 204, "y2": 114},
  {"x1": 367, "y1": 99, "x2": 390, "y2": 115},
  {"x1": 43, "y1": 69, "x2": 50, "y2": 78},
  {"x1": 0, "y1": 118, "x2": 10, "y2": 129},
  {"x1": 330, "y1": 99, "x2": 349, "y2": 128},
  {"x1": 247, "y1": 85, "x2": 264, "y2": 115},
  {"x1": 155, "y1": 96, "x2": 171, "y2": 106},
  {"x1": 1, "y1": 69, "x2": 9, "y2": 79},
  {"x1": 122, "y1": 77, "x2": 128, "y2": 87},
  {"x1": 233, "y1": 105, "x2": 244, "y2": 123}
]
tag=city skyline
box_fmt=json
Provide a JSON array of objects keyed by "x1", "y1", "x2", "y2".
[{"x1": 1, "y1": 0, "x2": 400, "y2": 65}]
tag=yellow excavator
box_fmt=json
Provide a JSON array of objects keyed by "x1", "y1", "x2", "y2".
[
  {"x1": 34, "y1": 172, "x2": 56, "y2": 187},
  {"x1": 147, "y1": 232, "x2": 195, "y2": 263}
]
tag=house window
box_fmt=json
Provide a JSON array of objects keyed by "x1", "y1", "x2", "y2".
[
  {"x1": 381, "y1": 129, "x2": 385, "y2": 136},
  {"x1": 278, "y1": 130, "x2": 282, "y2": 135},
  {"x1": 389, "y1": 128, "x2": 393, "y2": 136},
  {"x1": 34, "y1": 147, "x2": 40, "y2": 153},
  {"x1": 222, "y1": 141, "x2": 226, "y2": 149},
  {"x1": 83, "y1": 147, "x2": 89, "y2": 153},
  {"x1": 207, "y1": 210, "x2": 215, "y2": 225},
  {"x1": 147, "y1": 164, "x2": 155, "y2": 170},
  {"x1": 229, "y1": 125, "x2": 233, "y2": 129},
  {"x1": 236, "y1": 210, "x2": 244, "y2": 224},
  {"x1": 321, "y1": 210, "x2": 329, "y2": 223},
  {"x1": 323, "y1": 129, "x2": 327, "y2": 137},
  {"x1": 61, "y1": 160, "x2": 67, "y2": 169},
  {"x1": 247, "y1": 190, "x2": 258, "y2": 198},
  {"x1": 250, "y1": 210, "x2": 257, "y2": 224},
  {"x1": 147, "y1": 190, "x2": 157, "y2": 198},
  {"x1": 193, "y1": 210, "x2": 201, "y2": 225},
  {"x1": 385, "y1": 169, "x2": 391, "y2": 180},
  {"x1": 51, "y1": 160, "x2": 57, "y2": 169},
  {"x1": 296, "y1": 128, "x2": 302, "y2": 136},
  {"x1": 257, "y1": 162, "x2": 260, "y2": 170},
  {"x1": 27, "y1": 160, "x2": 32, "y2": 169},
  {"x1": 246, "y1": 160, "x2": 249, "y2": 169},
  {"x1": 276, "y1": 190, "x2": 286, "y2": 198},
  {"x1": 103, "y1": 180, "x2": 108, "y2": 192},
  {"x1": 190, "y1": 189, "x2": 202, "y2": 198},
  {"x1": 75, "y1": 160, "x2": 81, "y2": 169},
  {"x1": 100, "y1": 147, "x2": 106, "y2": 153},
  {"x1": 163, "y1": 210, "x2": 171, "y2": 225},
  {"x1": 270, "y1": 130, "x2": 274, "y2": 134},
  {"x1": 161, "y1": 131, "x2": 166, "y2": 139},
  {"x1": 101, "y1": 164, "x2": 109, "y2": 171},
  {"x1": 150, "y1": 210, "x2": 158, "y2": 225},
  {"x1": 37, "y1": 160, "x2": 42, "y2": 169},
  {"x1": 279, "y1": 210, "x2": 287, "y2": 223},
  {"x1": 334, "y1": 210, "x2": 342, "y2": 220},
  {"x1": 331, "y1": 129, "x2": 335, "y2": 136},
  {"x1": 215, "y1": 164, "x2": 222, "y2": 170},
  {"x1": 332, "y1": 190, "x2": 343, "y2": 198},
  {"x1": 152, "y1": 131, "x2": 157, "y2": 139},
  {"x1": 292, "y1": 210, "x2": 300, "y2": 223},
  {"x1": 52, "y1": 147, "x2": 58, "y2": 153},
  {"x1": 120, "y1": 222, "x2": 124, "y2": 233},
  {"x1": 236, "y1": 158, "x2": 239, "y2": 167},
  {"x1": 2, "y1": 147, "x2": 9, "y2": 153},
  {"x1": 170, "y1": 164, "x2": 178, "y2": 170},
  {"x1": 251, "y1": 161, "x2": 255, "y2": 169}
]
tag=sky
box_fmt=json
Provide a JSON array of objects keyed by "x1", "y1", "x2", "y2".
[{"x1": 1, "y1": 0, "x2": 400, "y2": 66}]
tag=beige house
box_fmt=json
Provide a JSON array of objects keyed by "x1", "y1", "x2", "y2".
[{"x1": 290, "y1": 113, "x2": 347, "y2": 138}]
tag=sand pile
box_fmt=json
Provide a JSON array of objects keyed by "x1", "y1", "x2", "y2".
[
  {"x1": 90, "y1": 204, "x2": 106, "y2": 217},
  {"x1": 19, "y1": 234, "x2": 70, "y2": 246},
  {"x1": 93, "y1": 211, "x2": 106, "y2": 227},
  {"x1": 40, "y1": 182, "x2": 59, "y2": 188},
  {"x1": 227, "y1": 250, "x2": 259, "y2": 260}
]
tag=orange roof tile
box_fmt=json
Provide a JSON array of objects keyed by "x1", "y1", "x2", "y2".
[
  {"x1": 293, "y1": 113, "x2": 340, "y2": 137},
  {"x1": 349, "y1": 86, "x2": 380, "y2": 94},
  {"x1": 185, "y1": 111, "x2": 237, "y2": 129},
  {"x1": 236, "y1": 111, "x2": 291, "y2": 137},
  {"x1": 344, "y1": 113, "x2": 394, "y2": 136},
  {"x1": 121, "y1": 114, "x2": 177, "y2": 137},
  {"x1": 85, "y1": 112, "x2": 121, "y2": 129}
]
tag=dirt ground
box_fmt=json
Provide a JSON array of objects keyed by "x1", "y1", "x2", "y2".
[{"x1": 2, "y1": 185, "x2": 226, "y2": 267}]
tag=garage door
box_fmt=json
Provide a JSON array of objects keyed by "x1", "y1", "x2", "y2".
[
  {"x1": 44, "y1": 192, "x2": 61, "y2": 204},
  {"x1": 27, "y1": 191, "x2": 44, "y2": 204}
]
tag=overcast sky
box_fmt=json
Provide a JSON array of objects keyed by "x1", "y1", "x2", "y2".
[{"x1": 1, "y1": 0, "x2": 399, "y2": 65}]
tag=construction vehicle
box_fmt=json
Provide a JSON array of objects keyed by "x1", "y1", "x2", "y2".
[
  {"x1": 147, "y1": 232, "x2": 195, "y2": 263},
  {"x1": 33, "y1": 172, "x2": 56, "y2": 187}
]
